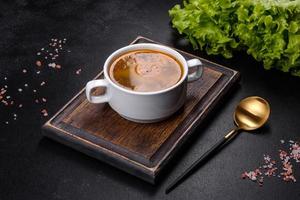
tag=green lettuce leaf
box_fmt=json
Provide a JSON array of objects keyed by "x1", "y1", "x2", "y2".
[{"x1": 169, "y1": 0, "x2": 300, "y2": 76}]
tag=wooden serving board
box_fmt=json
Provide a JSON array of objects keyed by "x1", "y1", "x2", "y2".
[{"x1": 42, "y1": 36, "x2": 240, "y2": 183}]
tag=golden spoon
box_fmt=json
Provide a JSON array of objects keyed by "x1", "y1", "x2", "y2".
[{"x1": 166, "y1": 96, "x2": 270, "y2": 194}]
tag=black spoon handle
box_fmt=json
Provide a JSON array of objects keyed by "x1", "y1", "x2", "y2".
[{"x1": 165, "y1": 129, "x2": 238, "y2": 194}]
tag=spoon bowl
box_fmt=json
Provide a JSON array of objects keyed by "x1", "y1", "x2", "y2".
[{"x1": 234, "y1": 96, "x2": 270, "y2": 131}]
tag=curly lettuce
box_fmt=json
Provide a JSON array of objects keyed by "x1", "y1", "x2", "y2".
[{"x1": 169, "y1": 0, "x2": 300, "y2": 76}]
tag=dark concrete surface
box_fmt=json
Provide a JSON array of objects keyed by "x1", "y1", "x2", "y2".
[{"x1": 0, "y1": 1, "x2": 299, "y2": 199}]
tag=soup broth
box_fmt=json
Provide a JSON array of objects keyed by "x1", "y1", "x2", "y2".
[{"x1": 109, "y1": 50, "x2": 183, "y2": 92}]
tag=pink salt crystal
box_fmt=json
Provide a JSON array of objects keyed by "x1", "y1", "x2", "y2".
[
  {"x1": 36, "y1": 60, "x2": 42, "y2": 67},
  {"x1": 76, "y1": 69, "x2": 82, "y2": 75},
  {"x1": 290, "y1": 143, "x2": 300, "y2": 162},
  {"x1": 279, "y1": 143, "x2": 297, "y2": 183},
  {"x1": 41, "y1": 109, "x2": 48, "y2": 117},
  {"x1": 264, "y1": 155, "x2": 271, "y2": 162},
  {"x1": 56, "y1": 64, "x2": 61, "y2": 69},
  {"x1": 48, "y1": 63, "x2": 56, "y2": 68},
  {"x1": 2, "y1": 100, "x2": 8, "y2": 106},
  {"x1": 241, "y1": 144, "x2": 296, "y2": 187}
]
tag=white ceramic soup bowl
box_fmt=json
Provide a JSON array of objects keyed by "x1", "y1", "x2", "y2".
[{"x1": 86, "y1": 43, "x2": 203, "y2": 123}]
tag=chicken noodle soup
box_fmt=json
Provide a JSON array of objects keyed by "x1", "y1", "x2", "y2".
[{"x1": 109, "y1": 50, "x2": 183, "y2": 92}]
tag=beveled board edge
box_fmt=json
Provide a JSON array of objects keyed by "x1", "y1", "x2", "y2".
[
  {"x1": 43, "y1": 121, "x2": 156, "y2": 183},
  {"x1": 42, "y1": 36, "x2": 240, "y2": 183}
]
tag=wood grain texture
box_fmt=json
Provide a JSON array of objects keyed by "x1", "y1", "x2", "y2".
[
  {"x1": 63, "y1": 67, "x2": 221, "y2": 162},
  {"x1": 42, "y1": 36, "x2": 240, "y2": 183}
]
